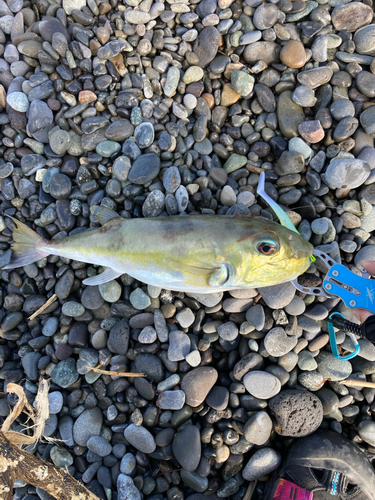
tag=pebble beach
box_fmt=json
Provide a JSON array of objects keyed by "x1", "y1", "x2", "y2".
[{"x1": 0, "y1": 0, "x2": 375, "y2": 498}]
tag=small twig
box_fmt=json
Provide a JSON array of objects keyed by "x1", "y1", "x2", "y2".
[
  {"x1": 28, "y1": 294, "x2": 57, "y2": 320},
  {"x1": 340, "y1": 379, "x2": 375, "y2": 389},
  {"x1": 243, "y1": 480, "x2": 258, "y2": 500},
  {"x1": 86, "y1": 365, "x2": 145, "y2": 377}
]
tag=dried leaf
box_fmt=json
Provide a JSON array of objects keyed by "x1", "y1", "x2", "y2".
[{"x1": 2, "y1": 378, "x2": 51, "y2": 447}]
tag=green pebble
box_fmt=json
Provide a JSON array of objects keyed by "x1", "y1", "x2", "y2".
[
  {"x1": 99, "y1": 281, "x2": 122, "y2": 303},
  {"x1": 62, "y1": 301, "x2": 85, "y2": 317},
  {"x1": 231, "y1": 70, "x2": 255, "y2": 97},
  {"x1": 96, "y1": 140, "x2": 121, "y2": 158},
  {"x1": 129, "y1": 288, "x2": 151, "y2": 310},
  {"x1": 223, "y1": 153, "x2": 248, "y2": 173}
]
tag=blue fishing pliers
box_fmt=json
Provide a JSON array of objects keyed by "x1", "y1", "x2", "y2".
[{"x1": 291, "y1": 251, "x2": 375, "y2": 361}]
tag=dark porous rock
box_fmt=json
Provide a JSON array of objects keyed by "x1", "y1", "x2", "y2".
[
  {"x1": 172, "y1": 425, "x2": 201, "y2": 472},
  {"x1": 181, "y1": 367, "x2": 218, "y2": 407},
  {"x1": 269, "y1": 390, "x2": 323, "y2": 437}
]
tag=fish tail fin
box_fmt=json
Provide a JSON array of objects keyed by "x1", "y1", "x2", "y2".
[{"x1": 3, "y1": 217, "x2": 50, "y2": 269}]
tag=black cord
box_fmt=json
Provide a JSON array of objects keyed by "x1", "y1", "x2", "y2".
[{"x1": 328, "y1": 315, "x2": 375, "y2": 342}]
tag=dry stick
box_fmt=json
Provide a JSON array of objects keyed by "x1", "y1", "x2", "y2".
[
  {"x1": 340, "y1": 379, "x2": 375, "y2": 389},
  {"x1": 87, "y1": 365, "x2": 146, "y2": 377},
  {"x1": 0, "y1": 431, "x2": 101, "y2": 500},
  {"x1": 28, "y1": 294, "x2": 57, "y2": 320},
  {"x1": 243, "y1": 480, "x2": 258, "y2": 500}
]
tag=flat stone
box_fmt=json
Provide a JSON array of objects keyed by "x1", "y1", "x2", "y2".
[
  {"x1": 193, "y1": 26, "x2": 220, "y2": 68},
  {"x1": 168, "y1": 330, "x2": 191, "y2": 361},
  {"x1": 181, "y1": 367, "x2": 218, "y2": 407},
  {"x1": 332, "y1": 2, "x2": 373, "y2": 32},
  {"x1": 243, "y1": 42, "x2": 280, "y2": 65},
  {"x1": 242, "y1": 448, "x2": 281, "y2": 481},
  {"x1": 6, "y1": 91, "x2": 29, "y2": 112},
  {"x1": 158, "y1": 390, "x2": 186, "y2": 410},
  {"x1": 172, "y1": 425, "x2": 201, "y2": 472},
  {"x1": 243, "y1": 371, "x2": 281, "y2": 399},
  {"x1": 325, "y1": 159, "x2": 371, "y2": 189},
  {"x1": 117, "y1": 474, "x2": 141, "y2": 500},
  {"x1": 298, "y1": 120, "x2": 325, "y2": 143},
  {"x1": 128, "y1": 153, "x2": 160, "y2": 184},
  {"x1": 297, "y1": 67, "x2": 333, "y2": 89},
  {"x1": 223, "y1": 153, "x2": 247, "y2": 173},
  {"x1": 73, "y1": 408, "x2": 103, "y2": 446},
  {"x1": 124, "y1": 424, "x2": 156, "y2": 453},
  {"x1": 277, "y1": 91, "x2": 305, "y2": 139},
  {"x1": 354, "y1": 25, "x2": 375, "y2": 56},
  {"x1": 258, "y1": 282, "x2": 296, "y2": 309},
  {"x1": 316, "y1": 351, "x2": 352, "y2": 381}
]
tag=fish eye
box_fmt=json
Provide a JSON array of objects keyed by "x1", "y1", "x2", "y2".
[{"x1": 257, "y1": 241, "x2": 278, "y2": 255}]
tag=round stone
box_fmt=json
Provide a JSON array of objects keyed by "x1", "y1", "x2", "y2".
[
  {"x1": 264, "y1": 327, "x2": 298, "y2": 357},
  {"x1": 99, "y1": 281, "x2": 122, "y2": 303},
  {"x1": 49, "y1": 174, "x2": 72, "y2": 199},
  {"x1": 231, "y1": 70, "x2": 255, "y2": 97},
  {"x1": 124, "y1": 424, "x2": 156, "y2": 453},
  {"x1": 243, "y1": 371, "x2": 281, "y2": 399},
  {"x1": 134, "y1": 122, "x2": 154, "y2": 149},
  {"x1": 325, "y1": 159, "x2": 371, "y2": 189},
  {"x1": 316, "y1": 351, "x2": 352, "y2": 381},
  {"x1": 96, "y1": 140, "x2": 121, "y2": 158},
  {"x1": 253, "y1": 3, "x2": 279, "y2": 30},
  {"x1": 280, "y1": 40, "x2": 306, "y2": 68},
  {"x1": 128, "y1": 153, "x2": 160, "y2": 185},
  {"x1": 242, "y1": 448, "x2": 281, "y2": 481},
  {"x1": 49, "y1": 130, "x2": 71, "y2": 155},
  {"x1": 6, "y1": 91, "x2": 29, "y2": 112}
]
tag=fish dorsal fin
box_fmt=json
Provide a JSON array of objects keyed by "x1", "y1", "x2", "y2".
[
  {"x1": 90, "y1": 205, "x2": 119, "y2": 226},
  {"x1": 83, "y1": 267, "x2": 122, "y2": 286}
]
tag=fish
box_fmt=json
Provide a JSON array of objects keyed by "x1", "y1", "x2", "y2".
[{"x1": 3, "y1": 206, "x2": 313, "y2": 293}]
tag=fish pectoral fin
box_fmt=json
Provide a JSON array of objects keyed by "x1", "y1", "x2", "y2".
[
  {"x1": 90, "y1": 205, "x2": 119, "y2": 226},
  {"x1": 173, "y1": 261, "x2": 234, "y2": 288},
  {"x1": 208, "y1": 262, "x2": 235, "y2": 287},
  {"x1": 82, "y1": 267, "x2": 122, "y2": 286}
]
